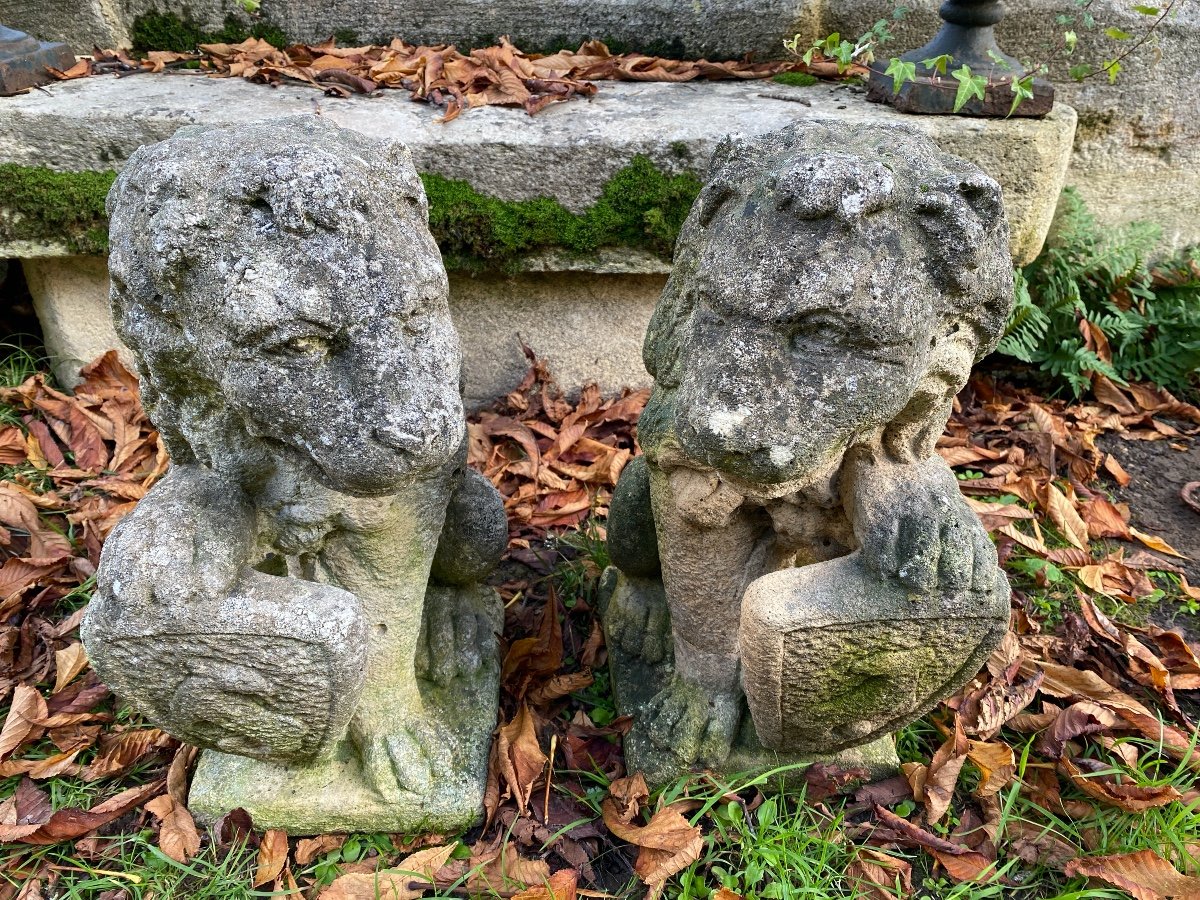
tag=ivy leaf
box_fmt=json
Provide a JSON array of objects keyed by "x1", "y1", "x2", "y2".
[
  {"x1": 922, "y1": 53, "x2": 952, "y2": 75},
  {"x1": 1064, "y1": 30, "x2": 1078, "y2": 53},
  {"x1": 823, "y1": 32, "x2": 842, "y2": 52},
  {"x1": 1082, "y1": 12, "x2": 1096, "y2": 27},
  {"x1": 1133, "y1": 5, "x2": 1160, "y2": 13},
  {"x1": 1069, "y1": 62, "x2": 1093, "y2": 80},
  {"x1": 1104, "y1": 26, "x2": 1131, "y2": 39},
  {"x1": 885, "y1": 58, "x2": 917, "y2": 93},
  {"x1": 950, "y1": 64, "x2": 987, "y2": 112},
  {"x1": 833, "y1": 40, "x2": 857, "y2": 72},
  {"x1": 986, "y1": 48, "x2": 1013, "y2": 69},
  {"x1": 803, "y1": 47, "x2": 817, "y2": 65},
  {"x1": 1104, "y1": 59, "x2": 1122, "y2": 82},
  {"x1": 1009, "y1": 74, "x2": 1035, "y2": 116}
]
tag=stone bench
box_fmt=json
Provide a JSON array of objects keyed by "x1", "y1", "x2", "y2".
[{"x1": 0, "y1": 74, "x2": 1075, "y2": 401}]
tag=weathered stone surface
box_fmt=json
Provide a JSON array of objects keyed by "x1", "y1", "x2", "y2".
[
  {"x1": 606, "y1": 455, "x2": 661, "y2": 577},
  {"x1": 431, "y1": 468, "x2": 508, "y2": 586},
  {"x1": 0, "y1": 0, "x2": 243, "y2": 53},
  {"x1": 0, "y1": 0, "x2": 822, "y2": 59},
  {"x1": 22, "y1": 256, "x2": 136, "y2": 386},
  {"x1": 274, "y1": 0, "x2": 821, "y2": 58},
  {"x1": 3, "y1": 0, "x2": 1190, "y2": 250},
  {"x1": 825, "y1": 0, "x2": 1200, "y2": 252},
  {"x1": 597, "y1": 570, "x2": 900, "y2": 783},
  {"x1": 0, "y1": 77, "x2": 1074, "y2": 264},
  {"x1": 603, "y1": 119, "x2": 1012, "y2": 783},
  {"x1": 448, "y1": 272, "x2": 663, "y2": 406},
  {"x1": 81, "y1": 117, "x2": 505, "y2": 833},
  {"x1": 740, "y1": 552, "x2": 1008, "y2": 752}
]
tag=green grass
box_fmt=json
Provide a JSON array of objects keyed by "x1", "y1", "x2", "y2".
[
  {"x1": 2, "y1": 833, "x2": 266, "y2": 899},
  {"x1": 0, "y1": 339, "x2": 46, "y2": 391}
]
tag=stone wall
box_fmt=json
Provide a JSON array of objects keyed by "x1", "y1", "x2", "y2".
[{"x1": 823, "y1": 0, "x2": 1200, "y2": 253}]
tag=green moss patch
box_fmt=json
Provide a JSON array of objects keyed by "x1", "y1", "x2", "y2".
[
  {"x1": 130, "y1": 11, "x2": 288, "y2": 53},
  {"x1": 423, "y1": 155, "x2": 699, "y2": 272},
  {"x1": 772, "y1": 72, "x2": 819, "y2": 87},
  {"x1": 0, "y1": 157, "x2": 700, "y2": 270},
  {"x1": 0, "y1": 165, "x2": 116, "y2": 255}
]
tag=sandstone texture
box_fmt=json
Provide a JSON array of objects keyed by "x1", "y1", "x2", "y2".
[
  {"x1": 603, "y1": 119, "x2": 1012, "y2": 783},
  {"x1": 2, "y1": 0, "x2": 1189, "y2": 249},
  {"x1": 826, "y1": 0, "x2": 1200, "y2": 253},
  {"x1": 0, "y1": 0, "x2": 820, "y2": 59},
  {"x1": 22, "y1": 256, "x2": 137, "y2": 386},
  {"x1": 81, "y1": 117, "x2": 506, "y2": 833}
]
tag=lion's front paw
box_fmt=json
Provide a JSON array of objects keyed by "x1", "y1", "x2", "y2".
[
  {"x1": 630, "y1": 676, "x2": 740, "y2": 770},
  {"x1": 355, "y1": 713, "x2": 454, "y2": 801},
  {"x1": 417, "y1": 586, "x2": 498, "y2": 686},
  {"x1": 860, "y1": 470, "x2": 998, "y2": 594},
  {"x1": 604, "y1": 577, "x2": 671, "y2": 665}
]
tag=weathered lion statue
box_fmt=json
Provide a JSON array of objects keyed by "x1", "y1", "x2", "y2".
[
  {"x1": 81, "y1": 118, "x2": 508, "y2": 833},
  {"x1": 602, "y1": 119, "x2": 1014, "y2": 783}
]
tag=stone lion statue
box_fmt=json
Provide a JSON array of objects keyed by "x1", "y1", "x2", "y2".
[
  {"x1": 602, "y1": 119, "x2": 1013, "y2": 783},
  {"x1": 82, "y1": 118, "x2": 507, "y2": 833}
]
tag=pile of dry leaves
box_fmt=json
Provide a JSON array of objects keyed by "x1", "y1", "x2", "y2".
[
  {"x1": 947, "y1": 373, "x2": 1200, "y2": 600},
  {"x1": 3, "y1": 350, "x2": 1200, "y2": 899},
  {"x1": 49, "y1": 39, "x2": 861, "y2": 121}
]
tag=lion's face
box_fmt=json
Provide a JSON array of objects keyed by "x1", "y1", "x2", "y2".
[
  {"x1": 206, "y1": 240, "x2": 464, "y2": 496},
  {"x1": 670, "y1": 192, "x2": 938, "y2": 487}
]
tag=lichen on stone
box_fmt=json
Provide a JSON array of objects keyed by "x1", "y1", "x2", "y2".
[
  {"x1": 423, "y1": 156, "x2": 701, "y2": 273},
  {"x1": 772, "y1": 72, "x2": 819, "y2": 87},
  {"x1": 129, "y1": 11, "x2": 288, "y2": 53}
]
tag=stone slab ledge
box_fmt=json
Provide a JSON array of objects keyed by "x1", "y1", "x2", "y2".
[{"x1": 0, "y1": 74, "x2": 1076, "y2": 266}]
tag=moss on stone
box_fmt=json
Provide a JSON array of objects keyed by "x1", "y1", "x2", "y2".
[
  {"x1": 772, "y1": 72, "x2": 819, "y2": 87},
  {"x1": 0, "y1": 165, "x2": 116, "y2": 254},
  {"x1": 421, "y1": 155, "x2": 701, "y2": 272},
  {"x1": 1, "y1": 157, "x2": 699, "y2": 270},
  {"x1": 130, "y1": 11, "x2": 288, "y2": 53}
]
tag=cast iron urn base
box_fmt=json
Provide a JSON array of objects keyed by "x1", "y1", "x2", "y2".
[
  {"x1": 0, "y1": 25, "x2": 75, "y2": 96},
  {"x1": 866, "y1": 0, "x2": 1054, "y2": 117}
]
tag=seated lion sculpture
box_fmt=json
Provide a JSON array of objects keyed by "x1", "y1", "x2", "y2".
[
  {"x1": 602, "y1": 119, "x2": 1013, "y2": 782},
  {"x1": 82, "y1": 118, "x2": 508, "y2": 833}
]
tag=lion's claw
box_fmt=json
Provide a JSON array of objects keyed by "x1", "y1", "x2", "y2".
[{"x1": 630, "y1": 676, "x2": 740, "y2": 769}]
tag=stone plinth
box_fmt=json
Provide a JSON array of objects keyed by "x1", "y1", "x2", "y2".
[{"x1": 0, "y1": 77, "x2": 1074, "y2": 264}]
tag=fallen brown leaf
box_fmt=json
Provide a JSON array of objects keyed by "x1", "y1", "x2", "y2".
[
  {"x1": 1065, "y1": 849, "x2": 1200, "y2": 899},
  {"x1": 254, "y1": 828, "x2": 290, "y2": 886},
  {"x1": 145, "y1": 793, "x2": 200, "y2": 863}
]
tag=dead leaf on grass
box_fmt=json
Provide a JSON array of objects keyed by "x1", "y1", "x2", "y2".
[
  {"x1": 1064, "y1": 849, "x2": 1200, "y2": 899},
  {"x1": 145, "y1": 793, "x2": 201, "y2": 863}
]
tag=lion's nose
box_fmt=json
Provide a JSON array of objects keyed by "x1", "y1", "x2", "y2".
[{"x1": 374, "y1": 423, "x2": 430, "y2": 453}]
